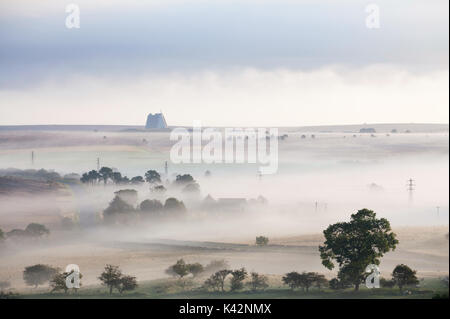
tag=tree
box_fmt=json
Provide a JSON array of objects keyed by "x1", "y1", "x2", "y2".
[
  {"x1": 80, "y1": 170, "x2": 100, "y2": 185},
  {"x1": 230, "y1": 268, "x2": 248, "y2": 291},
  {"x1": 299, "y1": 272, "x2": 317, "y2": 292},
  {"x1": 166, "y1": 259, "x2": 189, "y2": 279},
  {"x1": 187, "y1": 263, "x2": 204, "y2": 278},
  {"x1": 248, "y1": 272, "x2": 269, "y2": 292},
  {"x1": 164, "y1": 198, "x2": 186, "y2": 213},
  {"x1": 205, "y1": 270, "x2": 231, "y2": 292},
  {"x1": 103, "y1": 196, "x2": 136, "y2": 224},
  {"x1": 118, "y1": 275, "x2": 138, "y2": 294},
  {"x1": 130, "y1": 176, "x2": 145, "y2": 184},
  {"x1": 99, "y1": 167, "x2": 113, "y2": 185},
  {"x1": 319, "y1": 209, "x2": 398, "y2": 291},
  {"x1": 175, "y1": 174, "x2": 194, "y2": 185},
  {"x1": 50, "y1": 270, "x2": 83, "y2": 293},
  {"x1": 282, "y1": 272, "x2": 301, "y2": 290},
  {"x1": 204, "y1": 274, "x2": 221, "y2": 292},
  {"x1": 23, "y1": 264, "x2": 59, "y2": 288},
  {"x1": 25, "y1": 223, "x2": 50, "y2": 237},
  {"x1": 0, "y1": 228, "x2": 4, "y2": 242},
  {"x1": 392, "y1": 264, "x2": 419, "y2": 291},
  {"x1": 255, "y1": 236, "x2": 269, "y2": 246},
  {"x1": 145, "y1": 170, "x2": 161, "y2": 184},
  {"x1": 139, "y1": 199, "x2": 163, "y2": 217},
  {"x1": 152, "y1": 185, "x2": 166, "y2": 193},
  {"x1": 98, "y1": 265, "x2": 123, "y2": 295}
]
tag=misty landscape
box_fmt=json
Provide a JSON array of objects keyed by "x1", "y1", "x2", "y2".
[
  {"x1": 0, "y1": 124, "x2": 448, "y2": 298},
  {"x1": 0, "y1": 0, "x2": 448, "y2": 302}
]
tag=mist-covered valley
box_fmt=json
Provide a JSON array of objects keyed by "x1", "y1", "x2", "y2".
[{"x1": 0, "y1": 127, "x2": 448, "y2": 293}]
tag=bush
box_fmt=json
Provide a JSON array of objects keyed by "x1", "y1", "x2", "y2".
[
  {"x1": 380, "y1": 277, "x2": 395, "y2": 288},
  {"x1": 23, "y1": 264, "x2": 59, "y2": 288}
]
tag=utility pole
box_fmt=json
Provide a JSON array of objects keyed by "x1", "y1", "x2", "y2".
[
  {"x1": 315, "y1": 201, "x2": 318, "y2": 213},
  {"x1": 97, "y1": 158, "x2": 100, "y2": 171},
  {"x1": 407, "y1": 178, "x2": 415, "y2": 203},
  {"x1": 164, "y1": 161, "x2": 168, "y2": 177},
  {"x1": 31, "y1": 151, "x2": 34, "y2": 166}
]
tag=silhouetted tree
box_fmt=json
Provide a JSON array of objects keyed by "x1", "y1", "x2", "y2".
[
  {"x1": 230, "y1": 268, "x2": 248, "y2": 291},
  {"x1": 98, "y1": 265, "x2": 122, "y2": 295},
  {"x1": 103, "y1": 196, "x2": 136, "y2": 224},
  {"x1": 392, "y1": 264, "x2": 419, "y2": 291},
  {"x1": 175, "y1": 174, "x2": 194, "y2": 185},
  {"x1": 248, "y1": 272, "x2": 269, "y2": 291},
  {"x1": 130, "y1": 176, "x2": 144, "y2": 184},
  {"x1": 319, "y1": 209, "x2": 398, "y2": 291},
  {"x1": 23, "y1": 264, "x2": 59, "y2": 288},
  {"x1": 99, "y1": 167, "x2": 113, "y2": 185},
  {"x1": 164, "y1": 198, "x2": 186, "y2": 213},
  {"x1": 25, "y1": 223, "x2": 49, "y2": 237},
  {"x1": 145, "y1": 170, "x2": 161, "y2": 184},
  {"x1": 139, "y1": 199, "x2": 163, "y2": 217}
]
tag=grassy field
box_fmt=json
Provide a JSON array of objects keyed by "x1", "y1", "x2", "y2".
[{"x1": 11, "y1": 277, "x2": 449, "y2": 299}]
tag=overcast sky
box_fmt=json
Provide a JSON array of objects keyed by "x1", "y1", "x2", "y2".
[{"x1": 0, "y1": 0, "x2": 448, "y2": 126}]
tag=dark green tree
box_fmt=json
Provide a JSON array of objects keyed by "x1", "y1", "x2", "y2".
[
  {"x1": 139, "y1": 199, "x2": 163, "y2": 217},
  {"x1": 175, "y1": 174, "x2": 194, "y2": 185},
  {"x1": 392, "y1": 264, "x2": 419, "y2": 291},
  {"x1": 25, "y1": 223, "x2": 50, "y2": 237},
  {"x1": 282, "y1": 272, "x2": 301, "y2": 290},
  {"x1": 164, "y1": 198, "x2": 186, "y2": 213},
  {"x1": 103, "y1": 196, "x2": 135, "y2": 224},
  {"x1": 319, "y1": 209, "x2": 398, "y2": 291},
  {"x1": 98, "y1": 265, "x2": 122, "y2": 295},
  {"x1": 99, "y1": 167, "x2": 113, "y2": 185},
  {"x1": 166, "y1": 259, "x2": 189, "y2": 279},
  {"x1": 145, "y1": 170, "x2": 161, "y2": 184},
  {"x1": 230, "y1": 268, "x2": 248, "y2": 291},
  {"x1": 23, "y1": 264, "x2": 59, "y2": 288}
]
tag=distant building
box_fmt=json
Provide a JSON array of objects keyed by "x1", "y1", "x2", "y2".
[
  {"x1": 360, "y1": 128, "x2": 376, "y2": 133},
  {"x1": 145, "y1": 113, "x2": 168, "y2": 129}
]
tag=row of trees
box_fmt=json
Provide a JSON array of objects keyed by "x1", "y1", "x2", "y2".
[
  {"x1": 80, "y1": 167, "x2": 158, "y2": 186},
  {"x1": 81, "y1": 168, "x2": 201, "y2": 197},
  {"x1": 2, "y1": 223, "x2": 49, "y2": 240},
  {"x1": 22, "y1": 264, "x2": 138, "y2": 295},
  {"x1": 103, "y1": 191, "x2": 186, "y2": 224},
  {"x1": 165, "y1": 259, "x2": 269, "y2": 293},
  {"x1": 282, "y1": 272, "x2": 328, "y2": 292}
]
